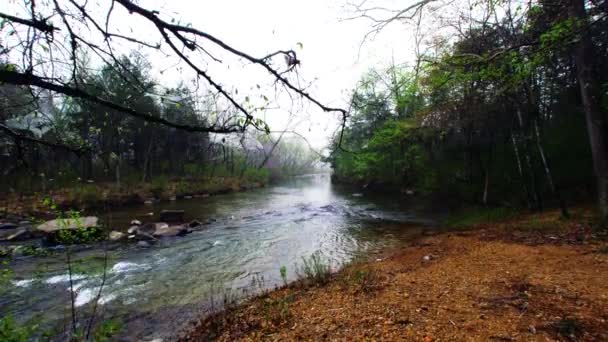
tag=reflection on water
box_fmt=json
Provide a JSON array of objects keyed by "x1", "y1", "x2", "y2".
[{"x1": 1, "y1": 174, "x2": 438, "y2": 340}]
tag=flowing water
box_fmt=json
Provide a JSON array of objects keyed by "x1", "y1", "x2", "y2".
[{"x1": 1, "y1": 174, "x2": 441, "y2": 341}]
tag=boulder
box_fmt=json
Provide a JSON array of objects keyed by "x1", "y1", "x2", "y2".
[
  {"x1": 109, "y1": 231, "x2": 126, "y2": 241},
  {"x1": 159, "y1": 210, "x2": 185, "y2": 223},
  {"x1": 127, "y1": 226, "x2": 139, "y2": 234},
  {"x1": 37, "y1": 217, "x2": 99, "y2": 233},
  {"x1": 152, "y1": 224, "x2": 191, "y2": 238},
  {"x1": 138, "y1": 222, "x2": 167, "y2": 234}
]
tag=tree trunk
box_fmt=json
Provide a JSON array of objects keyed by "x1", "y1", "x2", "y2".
[
  {"x1": 534, "y1": 119, "x2": 570, "y2": 218},
  {"x1": 570, "y1": 0, "x2": 608, "y2": 223},
  {"x1": 515, "y1": 108, "x2": 541, "y2": 210},
  {"x1": 512, "y1": 133, "x2": 532, "y2": 208}
]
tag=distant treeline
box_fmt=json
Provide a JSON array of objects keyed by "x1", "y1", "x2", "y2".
[
  {"x1": 329, "y1": 0, "x2": 606, "y2": 215},
  {"x1": 0, "y1": 54, "x2": 319, "y2": 193}
]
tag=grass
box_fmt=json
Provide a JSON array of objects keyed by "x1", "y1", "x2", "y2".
[
  {"x1": 444, "y1": 206, "x2": 520, "y2": 228},
  {"x1": 296, "y1": 252, "x2": 332, "y2": 286},
  {"x1": 261, "y1": 294, "x2": 294, "y2": 326},
  {"x1": 342, "y1": 268, "x2": 384, "y2": 294}
]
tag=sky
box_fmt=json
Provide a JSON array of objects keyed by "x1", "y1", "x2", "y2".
[
  {"x1": 3, "y1": 0, "x2": 427, "y2": 150},
  {"x1": 135, "y1": 0, "x2": 422, "y2": 149}
]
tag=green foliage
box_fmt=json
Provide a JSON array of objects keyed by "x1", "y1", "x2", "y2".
[
  {"x1": 20, "y1": 246, "x2": 51, "y2": 257},
  {"x1": 261, "y1": 295, "x2": 294, "y2": 326},
  {"x1": 241, "y1": 167, "x2": 269, "y2": 184},
  {"x1": 93, "y1": 319, "x2": 123, "y2": 342},
  {"x1": 53, "y1": 211, "x2": 104, "y2": 245},
  {"x1": 149, "y1": 176, "x2": 169, "y2": 198},
  {"x1": 296, "y1": 252, "x2": 331, "y2": 286},
  {"x1": 445, "y1": 207, "x2": 520, "y2": 228},
  {"x1": 279, "y1": 265, "x2": 287, "y2": 286},
  {"x1": 0, "y1": 315, "x2": 36, "y2": 342},
  {"x1": 0, "y1": 260, "x2": 13, "y2": 292},
  {"x1": 344, "y1": 268, "x2": 383, "y2": 294}
]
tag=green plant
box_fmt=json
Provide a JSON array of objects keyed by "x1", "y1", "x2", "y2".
[
  {"x1": 445, "y1": 206, "x2": 519, "y2": 228},
  {"x1": 346, "y1": 268, "x2": 383, "y2": 294},
  {"x1": 1, "y1": 260, "x2": 14, "y2": 292},
  {"x1": 242, "y1": 167, "x2": 270, "y2": 184},
  {"x1": 149, "y1": 176, "x2": 169, "y2": 198},
  {"x1": 21, "y1": 246, "x2": 51, "y2": 257},
  {"x1": 93, "y1": 319, "x2": 123, "y2": 342},
  {"x1": 296, "y1": 252, "x2": 331, "y2": 286},
  {"x1": 54, "y1": 212, "x2": 104, "y2": 245},
  {"x1": 261, "y1": 295, "x2": 293, "y2": 326},
  {"x1": 279, "y1": 265, "x2": 287, "y2": 286},
  {"x1": 0, "y1": 315, "x2": 37, "y2": 342}
]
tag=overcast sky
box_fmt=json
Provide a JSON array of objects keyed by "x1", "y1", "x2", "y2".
[
  {"x1": 4, "y1": 0, "x2": 426, "y2": 149},
  {"x1": 145, "y1": 0, "x2": 422, "y2": 149}
]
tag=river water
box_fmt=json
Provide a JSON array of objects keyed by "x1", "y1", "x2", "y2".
[{"x1": 1, "y1": 174, "x2": 440, "y2": 341}]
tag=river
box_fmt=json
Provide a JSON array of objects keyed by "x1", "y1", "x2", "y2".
[{"x1": 1, "y1": 174, "x2": 440, "y2": 341}]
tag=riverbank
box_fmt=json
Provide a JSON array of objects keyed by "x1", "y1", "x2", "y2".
[
  {"x1": 0, "y1": 176, "x2": 264, "y2": 219},
  {"x1": 183, "y1": 207, "x2": 608, "y2": 341}
]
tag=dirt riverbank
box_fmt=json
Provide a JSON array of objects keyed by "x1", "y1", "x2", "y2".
[{"x1": 183, "y1": 208, "x2": 608, "y2": 341}]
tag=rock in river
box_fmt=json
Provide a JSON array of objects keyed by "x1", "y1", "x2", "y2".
[
  {"x1": 152, "y1": 224, "x2": 192, "y2": 238},
  {"x1": 109, "y1": 231, "x2": 126, "y2": 241},
  {"x1": 37, "y1": 216, "x2": 99, "y2": 233}
]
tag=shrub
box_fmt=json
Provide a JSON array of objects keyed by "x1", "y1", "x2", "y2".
[
  {"x1": 149, "y1": 176, "x2": 169, "y2": 198},
  {"x1": 0, "y1": 315, "x2": 36, "y2": 342},
  {"x1": 296, "y1": 252, "x2": 331, "y2": 286},
  {"x1": 242, "y1": 167, "x2": 269, "y2": 184}
]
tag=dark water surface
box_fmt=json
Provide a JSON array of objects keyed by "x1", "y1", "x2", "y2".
[{"x1": 2, "y1": 174, "x2": 441, "y2": 341}]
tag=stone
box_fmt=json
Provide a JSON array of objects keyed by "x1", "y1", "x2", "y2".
[
  {"x1": 422, "y1": 255, "x2": 432, "y2": 262},
  {"x1": 109, "y1": 231, "x2": 125, "y2": 241},
  {"x1": 152, "y1": 224, "x2": 191, "y2": 238},
  {"x1": 136, "y1": 232, "x2": 156, "y2": 241},
  {"x1": 169, "y1": 196, "x2": 176, "y2": 201},
  {"x1": 130, "y1": 220, "x2": 142, "y2": 226},
  {"x1": 0, "y1": 223, "x2": 18, "y2": 230},
  {"x1": 138, "y1": 222, "x2": 168, "y2": 234},
  {"x1": 136, "y1": 241, "x2": 151, "y2": 248},
  {"x1": 144, "y1": 200, "x2": 153, "y2": 205},
  {"x1": 37, "y1": 216, "x2": 99, "y2": 233},
  {"x1": 159, "y1": 210, "x2": 185, "y2": 223},
  {"x1": 127, "y1": 226, "x2": 139, "y2": 234}
]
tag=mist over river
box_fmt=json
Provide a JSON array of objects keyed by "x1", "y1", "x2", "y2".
[{"x1": 2, "y1": 174, "x2": 441, "y2": 341}]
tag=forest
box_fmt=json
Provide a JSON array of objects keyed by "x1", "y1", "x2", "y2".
[
  {"x1": 1, "y1": 0, "x2": 607, "y2": 341},
  {"x1": 329, "y1": 0, "x2": 607, "y2": 220}
]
